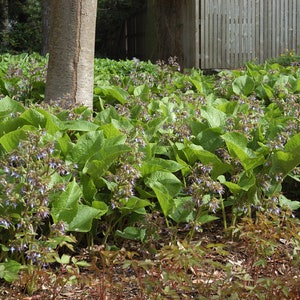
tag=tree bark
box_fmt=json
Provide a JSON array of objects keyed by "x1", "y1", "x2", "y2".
[
  {"x1": 0, "y1": 0, "x2": 9, "y2": 47},
  {"x1": 45, "y1": 0, "x2": 97, "y2": 109},
  {"x1": 41, "y1": 0, "x2": 51, "y2": 55}
]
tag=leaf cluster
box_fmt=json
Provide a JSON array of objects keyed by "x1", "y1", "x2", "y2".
[{"x1": 0, "y1": 54, "x2": 299, "y2": 296}]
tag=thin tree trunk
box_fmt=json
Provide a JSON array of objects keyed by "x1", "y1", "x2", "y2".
[
  {"x1": 45, "y1": 0, "x2": 97, "y2": 109},
  {"x1": 41, "y1": 0, "x2": 51, "y2": 55},
  {"x1": 0, "y1": 0, "x2": 9, "y2": 47}
]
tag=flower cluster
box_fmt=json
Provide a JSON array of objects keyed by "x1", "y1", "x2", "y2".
[
  {"x1": 106, "y1": 153, "x2": 142, "y2": 209},
  {"x1": 4, "y1": 56, "x2": 47, "y2": 103},
  {"x1": 186, "y1": 162, "x2": 224, "y2": 213},
  {"x1": 0, "y1": 130, "x2": 73, "y2": 265}
]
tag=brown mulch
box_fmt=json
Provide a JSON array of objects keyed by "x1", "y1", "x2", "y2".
[{"x1": 1, "y1": 218, "x2": 300, "y2": 300}]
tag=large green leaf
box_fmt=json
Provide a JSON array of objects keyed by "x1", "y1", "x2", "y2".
[
  {"x1": 61, "y1": 120, "x2": 100, "y2": 131},
  {"x1": 51, "y1": 180, "x2": 82, "y2": 224},
  {"x1": 151, "y1": 182, "x2": 173, "y2": 217},
  {"x1": 169, "y1": 197, "x2": 195, "y2": 223},
  {"x1": 274, "y1": 75, "x2": 296, "y2": 95},
  {"x1": 134, "y1": 84, "x2": 150, "y2": 101},
  {"x1": 18, "y1": 107, "x2": 62, "y2": 134},
  {"x1": 187, "y1": 144, "x2": 232, "y2": 178},
  {"x1": 180, "y1": 142, "x2": 203, "y2": 165},
  {"x1": 145, "y1": 171, "x2": 182, "y2": 197},
  {"x1": 272, "y1": 132, "x2": 300, "y2": 177},
  {"x1": 0, "y1": 96, "x2": 25, "y2": 113},
  {"x1": 94, "y1": 86, "x2": 128, "y2": 104},
  {"x1": 222, "y1": 132, "x2": 265, "y2": 171},
  {"x1": 0, "y1": 260, "x2": 21, "y2": 282},
  {"x1": 256, "y1": 83, "x2": 274, "y2": 100},
  {"x1": 144, "y1": 117, "x2": 167, "y2": 141},
  {"x1": 141, "y1": 158, "x2": 184, "y2": 176},
  {"x1": 116, "y1": 227, "x2": 146, "y2": 242},
  {"x1": 100, "y1": 123, "x2": 121, "y2": 138},
  {"x1": 193, "y1": 127, "x2": 223, "y2": 152},
  {"x1": 67, "y1": 205, "x2": 104, "y2": 232},
  {"x1": 83, "y1": 142, "x2": 131, "y2": 180},
  {"x1": 279, "y1": 195, "x2": 300, "y2": 211},
  {"x1": 232, "y1": 75, "x2": 255, "y2": 96},
  {"x1": 0, "y1": 126, "x2": 34, "y2": 152},
  {"x1": 119, "y1": 197, "x2": 152, "y2": 215},
  {"x1": 19, "y1": 108, "x2": 46, "y2": 128},
  {"x1": 201, "y1": 106, "x2": 226, "y2": 128},
  {"x1": 68, "y1": 131, "x2": 105, "y2": 168},
  {"x1": 36, "y1": 108, "x2": 63, "y2": 134},
  {"x1": 81, "y1": 174, "x2": 98, "y2": 203},
  {"x1": 145, "y1": 171, "x2": 182, "y2": 216}
]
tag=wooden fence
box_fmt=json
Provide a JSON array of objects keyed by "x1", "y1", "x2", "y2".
[
  {"x1": 200, "y1": 0, "x2": 300, "y2": 69},
  {"x1": 123, "y1": 0, "x2": 300, "y2": 69}
]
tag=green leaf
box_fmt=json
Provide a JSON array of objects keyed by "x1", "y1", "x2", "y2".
[
  {"x1": 0, "y1": 126, "x2": 34, "y2": 152},
  {"x1": 221, "y1": 181, "x2": 242, "y2": 194},
  {"x1": 145, "y1": 171, "x2": 182, "y2": 216},
  {"x1": 56, "y1": 254, "x2": 71, "y2": 265},
  {"x1": 0, "y1": 96, "x2": 25, "y2": 113},
  {"x1": 197, "y1": 212, "x2": 219, "y2": 225},
  {"x1": 201, "y1": 106, "x2": 226, "y2": 128},
  {"x1": 150, "y1": 182, "x2": 173, "y2": 216},
  {"x1": 83, "y1": 142, "x2": 131, "y2": 180},
  {"x1": 51, "y1": 181, "x2": 82, "y2": 224},
  {"x1": 169, "y1": 197, "x2": 195, "y2": 223},
  {"x1": 145, "y1": 171, "x2": 182, "y2": 197},
  {"x1": 81, "y1": 175, "x2": 97, "y2": 203},
  {"x1": 36, "y1": 108, "x2": 63, "y2": 134},
  {"x1": 222, "y1": 132, "x2": 265, "y2": 171},
  {"x1": 279, "y1": 194, "x2": 300, "y2": 211},
  {"x1": 257, "y1": 83, "x2": 274, "y2": 100},
  {"x1": 68, "y1": 131, "x2": 105, "y2": 168},
  {"x1": 272, "y1": 132, "x2": 300, "y2": 177},
  {"x1": 238, "y1": 171, "x2": 256, "y2": 191},
  {"x1": 67, "y1": 205, "x2": 103, "y2": 232},
  {"x1": 71, "y1": 258, "x2": 91, "y2": 267},
  {"x1": 92, "y1": 201, "x2": 108, "y2": 215},
  {"x1": 190, "y1": 78, "x2": 205, "y2": 94},
  {"x1": 284, "y1": 132, "x2": 300, "y2": 152},
  {"x1": 119, "y1": 197, "x2": 152, "y2": 214},
  {"x1": 232, "y1": 75, "x2": 255, "y2": 96},
  {"x1": 134, "y1": 84, "x2": 150, "y2": 101},
  {"x1": 0, "y1": 260, "x2": 21, "y2": 282},
  {"x1": 0, "y1": 78, "x2": 9, "y2": 96},
  {"x1": 141, "y1": 158, "x2": 184, "y2": 176},
  {"x1": 94, "y1": 86, "x2": 128, "y2": 104},
  {"x1": 193, "y1": 127, "x2": 223, "y2": 152},
  {"x1": 116, "y1": 227, "x2": 146, "y2": 241},
  {"x1": 144, "y1": 117, "x2": 167, "y2": 141},
  {"x1": 181, "y1": 142, "x2": 204, "y2": 165},
  {"x1": 19, "y1": 108, "x2": 46, "y2": 127},
  {"x1": 62, "y1": 120, "x2": 99, "y2": 131},
  {"x1": 274, "y1": 75, "x2": 296, "y2": 95},
  {"x1": 100, "y1": 123, "x2": 121, "y2": 138},
  {"x1": 185, "y1": 144, "x2": 232, "y2": 178},
  {"x1": 56, "y1": 133, "x2": 73, "y2": 156}
]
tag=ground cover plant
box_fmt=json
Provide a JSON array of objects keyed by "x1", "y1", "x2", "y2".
[{"x1": 0, "y1": 53, "x2": 299, "y2": 299}]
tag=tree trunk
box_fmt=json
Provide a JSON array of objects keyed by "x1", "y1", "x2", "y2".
[
  {"x1": 41, "y1": 0, "x2": 51, "y2": 55},
  {"x1": 45, "y1": 0, "x2": 97, "y2": 109},
  {"x1": 0, "y1": 0, "x2": 9, "y2": 47}
]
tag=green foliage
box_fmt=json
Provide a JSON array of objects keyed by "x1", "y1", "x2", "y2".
[
  {"x1": 0, "y1": 260, "x2": 22, "y2": 282},
  {"x1": 266, "y1": 49, "x2": 300, "y2": 66},
  {"x1": 0, "y1": 53, "x2": 47, "y2": 103},
  {"x1": 0, "y1": 54, "x2": 299, "y2": 292},
  {"x1": 0, "y1": 0, "x2": 42, "y2": 53}
]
